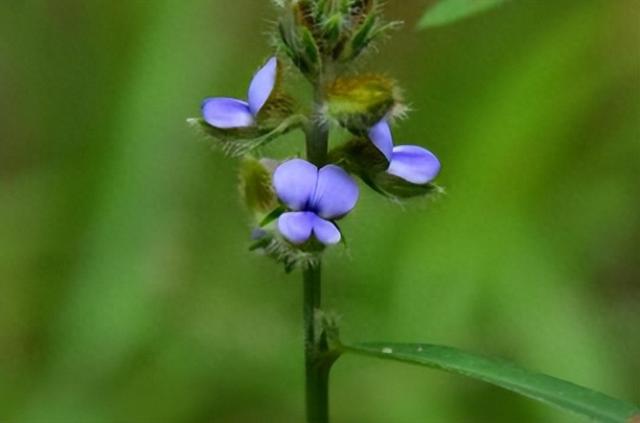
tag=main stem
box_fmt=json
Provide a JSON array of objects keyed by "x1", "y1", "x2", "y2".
[
  {"x1": 303, "y1": 264, "x2": 329, "y2": 423},
  {"x1": 303, "y1": 85, "x2": 331, "y2": 423}
]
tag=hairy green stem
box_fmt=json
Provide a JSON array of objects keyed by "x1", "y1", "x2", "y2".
[
  {"x1": 303, "y1": 86, "x2": 331, "y2": 423},
  {"x1": 305, "y1": 123, "x2": 329, "y2": 167},
  {"x1": 306, "y1": 89, "x2": 329, "y2": 167},
  {"x1": 303, "y1": 263, "x2": 330, "y2": 423}
]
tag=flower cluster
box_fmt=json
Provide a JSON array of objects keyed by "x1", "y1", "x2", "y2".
[{"x1": 191, "y1": 0, "x2": 442, "y2": 269}]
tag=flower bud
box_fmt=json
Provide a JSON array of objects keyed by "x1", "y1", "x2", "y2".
[
  {"x1": 320, "y1": 13, "x2": 343, "y2": 46},
  {"x1": 293, "y1": 0, "x2": 316, "y2": 30},
  {"x1": 349, "y1": 0, "x2": 375, "y2": 20},
  {"x1": 339, "y1": 10, "x2": 378, "y2": 61},
  {"x1": 239, "y1": 157, "x2": 278, "y2": 215},
  {"x1": 276, "y1": 0, "x2": 398, "y2": 68},
  {"x1": 278, "y1": 2, "x2": 322, "y2": 79},
  {"x1": 336, "y1": 0, "x2": 400, "y2": 62},
  {"x1": 324, "y1": 74, "x2": 403, "y2": 131}
]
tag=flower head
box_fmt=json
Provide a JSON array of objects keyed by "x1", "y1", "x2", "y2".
[
  {"x1": 202, "y1": 57, "x2": 278, "y2": 129},
  {"x1": 273, "y1": 159, "x2": 359, "y2": 245},
  {"x1": 368, "y1": 119, "x2": 441, "y2": 184}
]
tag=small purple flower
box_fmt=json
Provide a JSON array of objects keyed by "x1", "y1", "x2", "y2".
[
  {"x1": 201, "y1": 57, "x2": 278, "y2": 129},
  {"x1": 273, "y1": 159, "x2": 359, "y2": 246},
  {"x1": 368, "y1": 119, "x2": 441, "y2": 185}
]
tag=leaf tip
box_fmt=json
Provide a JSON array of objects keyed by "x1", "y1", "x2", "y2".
[{"x1": 417, "y1": 0, "x2": 508, "y2": 30}]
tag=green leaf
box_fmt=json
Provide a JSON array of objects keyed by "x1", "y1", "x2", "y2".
[
  {"x1": 418, "y1": 0, "x2": 507, "y2": 30},
  {"x1": 345, "y1": 343, "x2": 640, "y2": 423},
  {"x1": 259, "y1": 207, "x2": 285, "y2": 228}
]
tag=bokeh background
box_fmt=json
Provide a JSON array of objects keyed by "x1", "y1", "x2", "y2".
[{"x1": 1, "y1": 1, "x2": 638, "y2": 422}]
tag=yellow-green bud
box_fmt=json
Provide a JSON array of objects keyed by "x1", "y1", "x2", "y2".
[
  {"x1": 324, "y1": 74, "x2": 403, "y2": 131},
  {"x1": 239, "y1": 157, "x2": 278, "y2": 216}
]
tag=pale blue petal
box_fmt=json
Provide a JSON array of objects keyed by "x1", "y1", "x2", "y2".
[
  {"x1": 201, "y1": 97, "x2": 255, "y2": 128},
  {"x1": 311, "y1": 165, "x2": 359, "y2": 219},
  {"x1": 278, "y1": 212, "x2": 315, "y2": 245},
  {"x1": 312, "y1": 216, "x2": 341, "y2": 245},
  {"x1": 273, "y1": 159, "x2": 318, "y2": 211},
  {"x1": 388, "y1": 145, "x2": 441, "y2": 184},
  {"x1": 248, "y1": 57, "x2": 278, "y2": 116},
  {"x1": 368, "y1": 119, "x2": 394, "y2": 161}
]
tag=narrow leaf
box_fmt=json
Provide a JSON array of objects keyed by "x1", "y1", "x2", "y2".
[
  {"x1": 346, "y1": 343, "x2": 640, "y2": 423},
  {"x1": 418, "y1": 0, "x2": 507, "y2": 30},
  {"x1": 259, "y1": 207, "x2": 285, "y2": 228}
]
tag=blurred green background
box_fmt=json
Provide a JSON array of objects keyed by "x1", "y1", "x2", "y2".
[{"x1": 1, "y1": 1, "x2": 638, "y2": 422}]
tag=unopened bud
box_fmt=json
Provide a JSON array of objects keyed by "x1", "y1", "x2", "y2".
[
  {"x1": 239, "y1": 157, "x2": 278, "y2": 215},
  {"x1": 278, "y1": 2, "x2": 322, "y2": 79},
  {"x1": 293, "y1": 0, "x2": 316, "y2": 30},
  {"x1": 324, "y1": 74, "x2": 403, "y2": 131}
]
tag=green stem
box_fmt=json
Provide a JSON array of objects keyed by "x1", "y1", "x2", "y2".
[
  {"x1": 303, "y1": 264, "x2": 330, "y2": 423},
  {"x1": 305, "y1": 93, "x2": 329, "y2": 167},
  {"x1": 303, "y1": 85, "x2": 331, "y2": 423}
]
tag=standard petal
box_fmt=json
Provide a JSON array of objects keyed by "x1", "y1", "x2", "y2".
[
  {"x1": 248, "y1": 57, "x2": 278, "y2": 116},
  {"x1": 312, "y1": 216, "x2": 341, "y2": 245},
  {"x1": 278, "y1": 212, "x2": 315, "y2": 245},
  {"x1": 273, "y1": 159, "x2": 318, "y2": 211},
  {"x1": 201, "y1": 97, "x2": 255, "y2": 128},
  {"x1": 388, "y1": 145, "x2": 441, "y2": 185},
  {"x1": 311, "y1": 165, "x2": 359, "y2": 219},
  {"x1": 368, "y1": 119, "x2": 394, "y2": 162}
]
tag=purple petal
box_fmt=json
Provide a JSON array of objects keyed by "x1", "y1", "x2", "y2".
[
  {"x1": 310, "y1": 165, "x2": 359, "y2": 220},
  {"x1": 312, "y1": 216, "x2": 342, "y2": 245},
  {"x1": 388, "y1": 145, "x2": 441, "y2": 185},
  {"x1": 278, "y1": 212, "x2": 315, "y2": 245},
  {"x1": 273, "y1": 159, "x2": 318, "y2": 211},
  {"x1": 368, "y1": 119, "x2": 394, "y2": 162},
  {"x1": 201, "y1": 97, "x2": 255, "y2": 128},
  {"x1": 248, "y1": 57, "x2": 278, "y2": 116}
]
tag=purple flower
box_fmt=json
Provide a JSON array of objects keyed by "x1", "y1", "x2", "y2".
[
  {"x1": 368, "y1": 119, "x2": 441, "y2": 185},
  {"x1": 273, "y1": 159, "x2": 359, "y2": 246},
  {"x1": 201, "y1": 57, "x2": 278, "y2": 129}
]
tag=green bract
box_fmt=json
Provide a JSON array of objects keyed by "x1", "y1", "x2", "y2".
[
  {"x1": 369, "y1": 172, "x2": 444, "y2": 199},
  {"x1": 187, "y1": 114, "x2": 306, "y2": 157}
]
